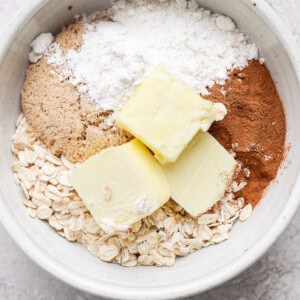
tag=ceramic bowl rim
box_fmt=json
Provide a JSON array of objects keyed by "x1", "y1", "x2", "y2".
[{"x1": 0, "y1": 0, "x2": 300, "y2": 299}]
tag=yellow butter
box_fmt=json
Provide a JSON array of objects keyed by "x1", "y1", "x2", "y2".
[
  {"x1": 69, "y1": 139, "x2": 170, "y2": 230},
  {"x1": 162, "y1": 132, "x2": 237, "y2": 217},
  {"x1": 116, "y1": 67, "x2": 224, "y2": 164}
]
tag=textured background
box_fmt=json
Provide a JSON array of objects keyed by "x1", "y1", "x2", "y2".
[{"x1": 0, "y1": 0, "x2": 300, "y2": 299}]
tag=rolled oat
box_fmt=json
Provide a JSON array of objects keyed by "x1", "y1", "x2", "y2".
[{"x1": 12, "y1": 115, "x2": 250, "y2": 267}]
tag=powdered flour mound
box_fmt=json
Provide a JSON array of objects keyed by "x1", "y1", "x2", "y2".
[
  {"x1": 22, "y1": 0, "x2": 258, "y2": 163},
  {"x1": 46, "y1": 0, "x2": 258, "y2": 112}
]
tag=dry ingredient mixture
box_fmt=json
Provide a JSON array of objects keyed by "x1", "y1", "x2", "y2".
[
  {"x1": 13, "y1": 0, "x2": 286, "y2": 267},
  {"x1": 45, "y1": 0, "x2": 259, "y2": 111},
  {"x1": 22, "y1": 0, "x2": 259, "y2": 163}
]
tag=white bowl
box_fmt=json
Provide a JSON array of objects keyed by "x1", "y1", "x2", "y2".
[{"x1": 0, "y1": 0, "x2": 300, "y2": 299}]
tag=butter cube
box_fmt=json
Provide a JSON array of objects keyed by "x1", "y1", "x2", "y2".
[
  {"x1": 162, "y1": 132, "x2": 237, "y2": 217},
  {"x1": 116, "y1": 67, "x2": 225, "y2": 164},
  {"x1": 69, "y1": 139, "x2": 170, "y2": 231}
]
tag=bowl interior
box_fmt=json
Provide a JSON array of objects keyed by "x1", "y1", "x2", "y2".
[{"x1": 0, "y1": 0, "x2": 300, "y2": 299}]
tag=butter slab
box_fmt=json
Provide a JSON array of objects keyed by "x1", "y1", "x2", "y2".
[
  {"x1": 162, "y1": 132, "x2": 237, "y2": 216},
  {"x1": 116, "y1": 67, "x2": 225, "y2": 164},
  {"x1": 69, "y1": 139, "x2": 171, "y2": 231}
]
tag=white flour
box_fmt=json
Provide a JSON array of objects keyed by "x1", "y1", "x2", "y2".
[
  {"x1": 45, "y1": 0, "x2": 259, "y2": 112},
  {"x1": 29, "y1": 33, "x2": 53, "y2": 63}
]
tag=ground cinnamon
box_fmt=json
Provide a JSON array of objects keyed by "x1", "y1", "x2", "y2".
[{"x1": 206, "y1": 60, "x2": 286, "y2": 207}]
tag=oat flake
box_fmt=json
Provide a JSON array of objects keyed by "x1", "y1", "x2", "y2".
[{"x1": 12, "y1": 115, "x2": 251, "y2": 267}]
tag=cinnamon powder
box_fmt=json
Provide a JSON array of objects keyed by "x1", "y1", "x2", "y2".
[{"x1": 206, "y1": 60, "x2": 286, "y2": 207}]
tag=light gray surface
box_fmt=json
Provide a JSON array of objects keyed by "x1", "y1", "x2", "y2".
[{"x1": 0, "y1": 0, "x2": 299, "y2": 299}]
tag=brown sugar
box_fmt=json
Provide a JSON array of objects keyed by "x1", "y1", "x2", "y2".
[
  {"x1": 55, "y1": 22, "x2": 85, "y2": 53},
  {"x1": 22, "y1": 23, "x2": 132, "y2": 163},
  {"x1": 206, "y1": 60, "x2": 286, "y2": 207}
]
